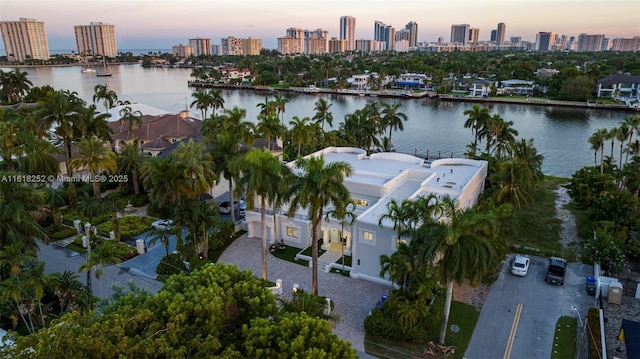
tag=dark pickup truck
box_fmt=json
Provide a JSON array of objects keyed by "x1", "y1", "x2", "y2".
[{"x1": 545, "y1": 257, "x2": 567, "y2": 285}]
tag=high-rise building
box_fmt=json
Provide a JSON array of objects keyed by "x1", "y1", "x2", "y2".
[
  {"x1": 490, "y1": 30, "x2": 497, "y2": 42},
  {"x1": 535, "y1": 32, "x2": 557, "y2": 51},
  {"x1": 0, "y1": 17, "x2": 50, "y2": 62},
  {"x1": 509, "y1": 36, "x2": 522, "y2": 46},
  {"x1": 277, "y1": 37, "x2": 303, "y2": 54},
  {"x1": 189, "y1": 38, "x2": 211, "y2": 56},
  {"x1": 221, "y1": 37, "x2": 245, "y2": 55},
  {"x1": 450, "y1": 24, "x2": 470, "y2": 45},
  {"x1": 340, "y1": 16, "x2": 356, "y2": 51},
  {"x1": 405, "y1": 21, "x2": 418, "y2": 47},
  {"x1": 611, "y1": 36, "x2": 640, "y2": 52},
  {"x1": 469, "y1": 28, "x2": 479, "y2": 43},
  {"x1": 577, "y1": 33, "x2": 605, "y2": 52},
  {"x1": 374, "y1": 21, "x2": 395, "y2": 51},
  {"x1": 172, "y1": 44, "x2": 193, "y2": 57},
  {"x1": 329, "y1": 37, "x2": 347, "y2": 53},
  {"x1": 74, "y1": 22, "x2": 117, "y2": 58},
  {"x1": 244, "y1": 37, "x2": 262, "y2": 55},
  {"x1": 496, "y1": 22, "x2": 506, "y2": 46}
]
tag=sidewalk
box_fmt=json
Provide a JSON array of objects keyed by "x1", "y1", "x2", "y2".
[{"x1": 218, "y1": 233, "x2": 391, "y2": 353}]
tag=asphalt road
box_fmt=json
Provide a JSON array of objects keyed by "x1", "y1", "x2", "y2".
[
  {"x1": 464, "y1": 255, "x2": 597, "y2": 359},
  {"x1": 37, "y1": 241, "x2": 163, "y2": 300}
]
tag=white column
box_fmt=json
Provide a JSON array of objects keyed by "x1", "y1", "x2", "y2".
[{"x1": 322, "y1": 229, "x2": 329, "y2": 249}]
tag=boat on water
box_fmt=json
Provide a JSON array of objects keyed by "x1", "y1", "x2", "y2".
[
  {"x1": 81, "y1": 68, "x2": 96, "y2": 74},
  {"x1": 96, "y1": 55, "x2": 112, "y2": 77}
]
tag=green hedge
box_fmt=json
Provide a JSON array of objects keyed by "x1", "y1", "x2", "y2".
[
  {"x1": 96, "y1": 216, "x2": 154, "y2": 238},
  {"x1": 587, "y1": 307, "x2": 602, "y2": 359},
  {"x1": 46, "y1": 226, "x2": 78, "y2": 241}
]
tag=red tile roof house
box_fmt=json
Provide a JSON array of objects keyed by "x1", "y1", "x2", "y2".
[{"x1": 109, "y1": 111, "x2": 202, "y2": 157}]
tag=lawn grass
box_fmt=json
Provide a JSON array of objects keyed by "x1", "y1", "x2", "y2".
[
  {"x1": 504, "y1": 176, "x2": 574, "y2": 259},
  {"x1": 269, "y1": 244, "x2": 309, "y2": 267},
  {"x1": 446, "y1": 301, "x2": 480, "y2": 359},
  {"x1": 550, "y1": 316, "x2": 577, "y2": 359},
  {"x1": 363, "y1": 301, "x2": 479, "y2": 359}
]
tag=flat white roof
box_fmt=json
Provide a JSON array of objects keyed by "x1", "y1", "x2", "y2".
[{"x1": 295, "y1": 147, "x2": 487, "y2": 226}]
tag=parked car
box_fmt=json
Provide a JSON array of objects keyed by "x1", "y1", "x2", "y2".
[
  {"x1": 151, "y1": 219, "x2": 173, "y2": 230},
  {"x1": 510, "y1": 255, "x2": 530, "y2": 276},
  {"x1": 545, "y1": 257, "x2": 567, "y2": 285},
  {"x1": 218, "y1": 200, "x2": 246, "y2": 217}
]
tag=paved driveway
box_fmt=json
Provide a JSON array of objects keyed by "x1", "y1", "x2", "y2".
[
  {"x1": 217, "y1": 233, "x2": 391, "y2": 353},
  {"x1": 464, "y1": 256, "x2": 596, "y2": 359}
]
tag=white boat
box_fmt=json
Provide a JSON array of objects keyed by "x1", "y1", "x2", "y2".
[
  {"x1": 96, "y1": 55, "x2": 112, "y2": 77},
  {"x1": 81, "y1": 68, "x2": 96, "y2": 74}
]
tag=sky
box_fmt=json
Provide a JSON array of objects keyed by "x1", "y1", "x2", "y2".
[{"x1": 1, "y1": 0, "x2": 639, "y2": 51}]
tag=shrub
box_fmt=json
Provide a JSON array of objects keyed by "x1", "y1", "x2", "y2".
[
  {"x1": 46, "y1": 226, "x2": 78, "y2": 241},
  {"x1": 97, "y1": 216, "x2": 154, "y2": 238},
  {"x1": 156, "y1": 253, "x2": 187, "y2": 277},
  {"x1": 364, "y1": 310, "x2": 406, "y2": 341}
]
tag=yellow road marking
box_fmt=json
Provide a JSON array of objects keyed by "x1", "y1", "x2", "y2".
[{"x1": 503, "y1": 303, "x2": 523, "y2": 359}]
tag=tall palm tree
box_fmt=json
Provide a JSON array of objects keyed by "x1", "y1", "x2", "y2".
[
  {"x1": 623, "y1": 115, "x2": 640, "y2": 165},
  {"x1": 274, "y1": 92, "x2": 289, "y2": 125},
  {"x1": 1, "y1": 69, "x2": 32, "y2": 103},
  {"x1": 148, "y1": 228, "x2": 173, "y2": 257},
  {"x1": 76, "y1": 104, "x2": 113, "y2": 141},
  {"x1": 589, "y1": 128, "x2": 608, "y2": 173},
  {"x1": 78, "y1": 236, "x2": 121, "y2": 308},
  {"x1": 117, "y1": 143, "x2": 144, "y2": 195},
  {"x1": 616, "y1": 123, "x2": 630, "y2": 169},
  {"x1": 118, "y1": 102, "x2": 143, "y2": 140},
  {"x1": 463, "y1": 104, "x2": 490, "y2": 153},
  {"x1": 172, "y1": 139, "x2": 215, "y2": 199},
  {"x1": 92, "y1": 84, "x2": 118, "y2": 119},
  {"x1": 69, "y1": 137, "x2": 117, "y2": 201},
  {"x1": 312, "y1": 98, "x2": 334, "y2": 133},
  {"x1": 0, "y1": 107, "x2": 25, "y2": 171},
  {"x1": 257, "y1": 111, "x2": 284, "y2": 151},
  {"x1": 49, "y1": 270, "x2": 85, "y2": 312},
  {"x1": 606, "y1": 127, "x2": 618, "y2": 165},
  {"x1": 37, "y1": 90, "x2": 84, "y2": 176},
  {"x1": 381, "y1": 101, "x2": 408, "y2": 151},
  {"x1": 0, "y1": 177, "x2": 48, "y2": 250},
  {"x1": 190, "y1": 90, "x2": 212, "y2": 119},
  {"x1": 286, "y1": 155, "x2": 353, "y2": 295},
  {"x1": 232, "y1": 148, "x2": 291, "y2": 280},
  {"x1": 289, "y1": 116, "x2": 314, "y2": 157},
  {"x1": 209, "y1": 89, "x2": 225, "y2": 115},
  {"x1": 208, "y1": 106, "x2": 255, "y2": 224},
  {"x1": 420, "y1": 196, "x2": 496, "y2": 344}
]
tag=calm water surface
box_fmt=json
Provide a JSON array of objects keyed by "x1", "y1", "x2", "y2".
[{"x1": 8, "y1": 64, "x2": 631, "y2": 177}]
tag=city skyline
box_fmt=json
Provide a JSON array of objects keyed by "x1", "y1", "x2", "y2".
[{"x1": 1, "y1": 0, "x2": 639, "y2": 51}]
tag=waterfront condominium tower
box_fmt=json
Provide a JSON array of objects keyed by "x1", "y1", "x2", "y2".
[
  {"x1": 535, "y1": 32, "x2": 557, "y2": 51},
  {"x1": 450, "y1": 24, "x2": 470, "y2": 45},
  {"x1": 189, "y1": 38, "x2": 211, "y2": 56},
  {"x1": 374, "y1": 21, "x2": 395, "y2": 51},
  {"x1": 496, "y1": 22, "x2": 506, "y2": 46},
  {"x1": 74, "y1": 22, "x2": 118, "y2": 58},
  {"x1": 577, "y1": 33, "x2": 605, "y2": 52},
  {"x1": 405, "y1": 21, "x2": 418, "y2": 47},
  {"x1": 340, "y1": 16, "x2": 356, "y2": 51},
  {"x1": 0, "y1": 17, "x2": 50, "y2": 62}
]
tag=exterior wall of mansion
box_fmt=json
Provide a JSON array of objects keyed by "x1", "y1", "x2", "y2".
[{"x1": 244, "y1": 147, "x2": 488, "y2": 285}]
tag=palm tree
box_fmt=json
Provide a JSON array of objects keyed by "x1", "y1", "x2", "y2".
[
  {"x1": 381, "y1": 102, "x2": 408, "y2": 151},
  {"x1": 148, "y1": 227, "x2": 173, "y2": 257},
  {"x1": 0, "y1": 107, "x2": 25, "y2": 171},
  {"x1": 312, "y1": 98, "x2": 334, "y2": 133},
  {"x1": 118, "y1": 102, "x2": 143, "y2": 140},
  {"x1": 257, "y1": 110, "x2": 284, "y2": 151},
  {"x1": 117, "y1": 143, "x2": 144, "y2": 195},
  {"x1": 172, "y1": 139, "x2": 215, "y2": 199},
  {"x1": 0, "y1": 177, "x2": 48, "y2": 250},
  {"x1": 76, "y1": 104, "x2": 113, "y2": 141},
  {"x1": 274, "y1": 92, "x2": 289, "y2": 125},
  {"x1": 420, "y1": 196, "x2": 496, "y2": 344},
  {"x1": 37, "y1": 90, "x2": 84, "y2": 176},
  {"x1": 69, "y1": 137, "x2": 117, "y2": 201},
  {"x1": 92, "y1": 84, "x2": 118, "y2": 119},
  {"x1": 616, "y1": 123, "x2": 630, "y2": 169},
  {"x1": 606, "y1": 127, "x2": 618, "y2": 165},
  {"x1": 78, "y1": 236, "x2": 121, "y2": 308},
  {"x1": 209, "y1": 89, "x2": 225, "y2": 115},
  {"x1": 190, "y1": 90, "x2": 212, "y2": 119},
  {"x1": 289, "y1": 116, "x2": 314, "y2": 157},
  {"x1": 286, "y1": 156, "x2": 353, "y2": 295},
  {"x1": 463, "y1": 104, "x2": 490, "y2": 153},
  {"x1": 325, "y1": 201, "x2": 357, "y2": 271},
  {"x1": 49, "y1": 270, "x2": 85, "y2": 312},
  {"x1": 589, "y1": 128, "x2": 608, "y2": 173},
  {"x1": 232, "y1": 148, "x2": 291, "y2": 280},
  {"x1": 623, "y1": 115, "x2": 640, "y2": 165},
  {"x1": 1, "y1": 69, "x2": 32, "y2": 103}
]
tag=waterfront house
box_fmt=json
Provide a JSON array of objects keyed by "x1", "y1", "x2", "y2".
[
  {"x1": 394, "y1": 73, "x2": 430, "y2": 89},
  {"x1": 243, "y1": 147, "x2": 488, "y2": 285},
  {"x1": 499, "y1": 79, "x2": 535, "y2": 95},
  {"x1": 596, "y1": 74, "x2": 640, "y2": 100},
  {"x1": 349, "y1": 74, "x2": 372, "y2": 90},
  {"x1": 469, "y1": 79, "x2": 492, "y2": 97}
]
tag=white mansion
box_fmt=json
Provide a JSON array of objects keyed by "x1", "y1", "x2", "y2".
[{"x1": 244, "y1": 147, "x2": 488, "y2": 285}]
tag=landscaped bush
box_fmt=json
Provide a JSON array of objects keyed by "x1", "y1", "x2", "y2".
[
  {"x1": 62, "y1": 207, "x2": 111, "y2": 226},
  {"x1": 104, "y1": 192, "x2": 150, "y2": 208},
  {"x1": 364, "y1": 310, "x2": 406, "y2": 342},
  {"x1": 46, "y1": 225, "x2": 78, "y2": 241},
  {"x1": 156, "y1": 253, "x2": 188, "y2": 277},
  {"x1": 96, "y1": 216, "x2": 154, "y2": 238}
]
